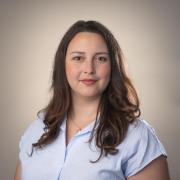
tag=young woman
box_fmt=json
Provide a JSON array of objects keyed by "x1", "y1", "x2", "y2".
[{"x1": 14, "y1": 20, "x2": 170, "y2": 180}]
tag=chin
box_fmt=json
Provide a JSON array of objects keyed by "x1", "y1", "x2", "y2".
[{"x1": 78, "y1": 92, "x2": 101, "y2": 99}]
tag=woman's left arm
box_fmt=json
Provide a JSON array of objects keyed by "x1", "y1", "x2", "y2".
[{"x1": 127, "y1": 155, "x2": 170, "y2": 180}]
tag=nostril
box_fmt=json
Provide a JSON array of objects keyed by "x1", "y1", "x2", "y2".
[
  {"x1": 83, "y1": 64, "x2": 95, "y2": 74},
  {"x1": 83, "y1": 69, "x2": 94, "y2": 74}
]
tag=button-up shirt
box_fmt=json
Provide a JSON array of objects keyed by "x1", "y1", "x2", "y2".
[{"x1": 19, "y1": 112, "x2": 167, "y2": 180}]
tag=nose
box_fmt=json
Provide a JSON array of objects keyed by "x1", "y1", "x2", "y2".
[{"x1": 83, "y1": 60, "x2": 95, "y2": 74}]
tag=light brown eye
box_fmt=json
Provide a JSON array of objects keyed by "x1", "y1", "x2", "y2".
[
  {"x1": 72, "y1": 56, "x2": 81, "y2": 60},
  {"x1": 97, "y1": 56, "x2": 107, "y2": 62}
]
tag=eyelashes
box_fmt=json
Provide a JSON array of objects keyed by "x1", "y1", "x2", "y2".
[
  {"x1": 72, "y1": 56, "x2": 82, "y2": 61},
  {"x1": 97, "y1": 56, "x2": 108, "y2": 62},
  {"x1": 72, "y1": 56, "x2": 108, "y2": 63}
]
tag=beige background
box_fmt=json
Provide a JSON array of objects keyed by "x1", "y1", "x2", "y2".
[{"x1": 0, "y1": 0, "x2": 179, "y2": 179}]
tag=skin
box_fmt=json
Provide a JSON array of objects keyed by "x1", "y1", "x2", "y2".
[
  {"x1": 14, "y1": 160, "x2": 21, "y2": 180},
  {"x1": 14, "y1": 32, "x2": 171, "y2": 180},
  {"x1": 127, "y1": 155, "x2": 171, "y2": 180},
  {"x1": 65, "y1": 32, "x2": 111, "y2": 125}
]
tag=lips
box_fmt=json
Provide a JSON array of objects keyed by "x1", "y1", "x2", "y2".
[{"x1": 80, "y1": 79, "x2": 97, "y2": 85}]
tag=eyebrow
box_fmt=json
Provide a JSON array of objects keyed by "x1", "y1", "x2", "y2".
[{"x1": 70, "y1": 51, "x2": 109, "y2": 55}]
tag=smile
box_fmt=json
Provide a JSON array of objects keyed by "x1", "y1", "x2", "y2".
[{"x1": 80, "y1": 80, "x2": 97, "y2": 85}]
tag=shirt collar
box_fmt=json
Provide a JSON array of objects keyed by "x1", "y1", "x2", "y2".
[{"x1": 60, "y1": 113, "x2": 100, "y2": 135}]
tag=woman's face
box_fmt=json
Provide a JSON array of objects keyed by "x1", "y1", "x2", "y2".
[{"x1": 65, "y1": 32, "x2": 111, "y2": 100}]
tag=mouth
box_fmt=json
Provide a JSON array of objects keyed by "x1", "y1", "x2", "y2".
[{"x1": 80, "y1": 79, "x2": 97, "y2": 85}]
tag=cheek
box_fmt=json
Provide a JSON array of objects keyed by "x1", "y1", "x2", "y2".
[
  {"x1": 98, "y1": 64, "x2": 111, "y2": 79},
  {"x1": 65, "y1": 63, "x2": 79, "y2": 80}
]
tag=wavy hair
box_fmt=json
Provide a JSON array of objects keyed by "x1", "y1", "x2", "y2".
[{"x1": 29, "y1": 20, "x2": 141, "y2": 163}]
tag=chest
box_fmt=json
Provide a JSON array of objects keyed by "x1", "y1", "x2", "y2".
[
  {"x1": 62, "y1": 122, "x2": 124, "y2": 179},
  {"x1": 65, "y1": 119, "x2": 81, "y2": 147},
  {"x1": 58, "y1": 137, "x2": 125, "y2": 180},
  {"x1": 22, "y1": 129, "x2": 126, "y2": 180}
]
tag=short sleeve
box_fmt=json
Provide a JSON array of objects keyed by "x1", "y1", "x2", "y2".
[
  {"x1": 18, "y1": 112, "x2": 45, "y2": 164},
  {"x1": 19, "y1": 133, "x2": 25, "y2": 162},
  {"x1": 122, "y1": 119, "x2": 167, "y2": 177}
]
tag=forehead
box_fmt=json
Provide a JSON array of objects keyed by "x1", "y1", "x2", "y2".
[{"x1": 67, "y1": 32, "x2": 108, "y2": 52}]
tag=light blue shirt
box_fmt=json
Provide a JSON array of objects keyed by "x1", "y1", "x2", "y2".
[{"x1": 19, "y1": 113, "x2": 167, "y2": 180}]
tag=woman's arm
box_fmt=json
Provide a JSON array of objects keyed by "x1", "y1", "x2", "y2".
[
  {"x1": 14, "y1": 159, "x2": 21, "y2": 180},
  {"x1": 127, "y1": 155, "x2": 170, "y2": 180}
]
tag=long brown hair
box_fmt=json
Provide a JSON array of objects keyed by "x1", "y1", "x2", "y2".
[{"x1": 29, "y1": 20, "x2": 141, "y2": 163}]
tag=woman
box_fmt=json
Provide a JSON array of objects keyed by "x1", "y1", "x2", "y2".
[{"x1": 14, "y1": 20, "x2": 170, "y2": 180}]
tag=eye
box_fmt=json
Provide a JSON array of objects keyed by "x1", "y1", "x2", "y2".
[
  {"x1": 72, "y1": 56, "x2": 82, "y2": 61},
  {"x1": 97, "y1": 56, "x2": 108, "y2": 62}
]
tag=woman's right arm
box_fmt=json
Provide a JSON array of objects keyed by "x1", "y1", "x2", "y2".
[{"x1": 14, "y1": 159, "x2": 21, "y2": 180}]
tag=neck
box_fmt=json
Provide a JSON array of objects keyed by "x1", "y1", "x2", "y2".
[{"x1": 68, "y1": 95, "x2": 101, "y2": 124}]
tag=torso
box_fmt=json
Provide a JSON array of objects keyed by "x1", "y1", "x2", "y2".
[
  {"x1": 65, "y1": 116, "x2": 95, "y2": 147},
  {"x1": 65, "y1": 118, "x2": 81, "y2": 147},
  {"x1": 20, "y1": 115, "x2": 167, "y2": 180}
]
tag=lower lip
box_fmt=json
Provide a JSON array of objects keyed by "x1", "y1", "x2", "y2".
[{"x1": 81, "y1": 80, "x2": 97, "y2": 85}]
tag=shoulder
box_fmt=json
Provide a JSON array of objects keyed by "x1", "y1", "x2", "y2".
[
  {"x1": 23, "y1": 111, "x2": 45, "y2": 138},
  {"x1": 124, "y1": 117, "x2": 166, "y2": 149},
  {"x1": 121, "y1": 117, "x2": 167, "y2": 177},
  {"x1": 19, "y1": 111, "x2": 46, "y2": 151}
]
